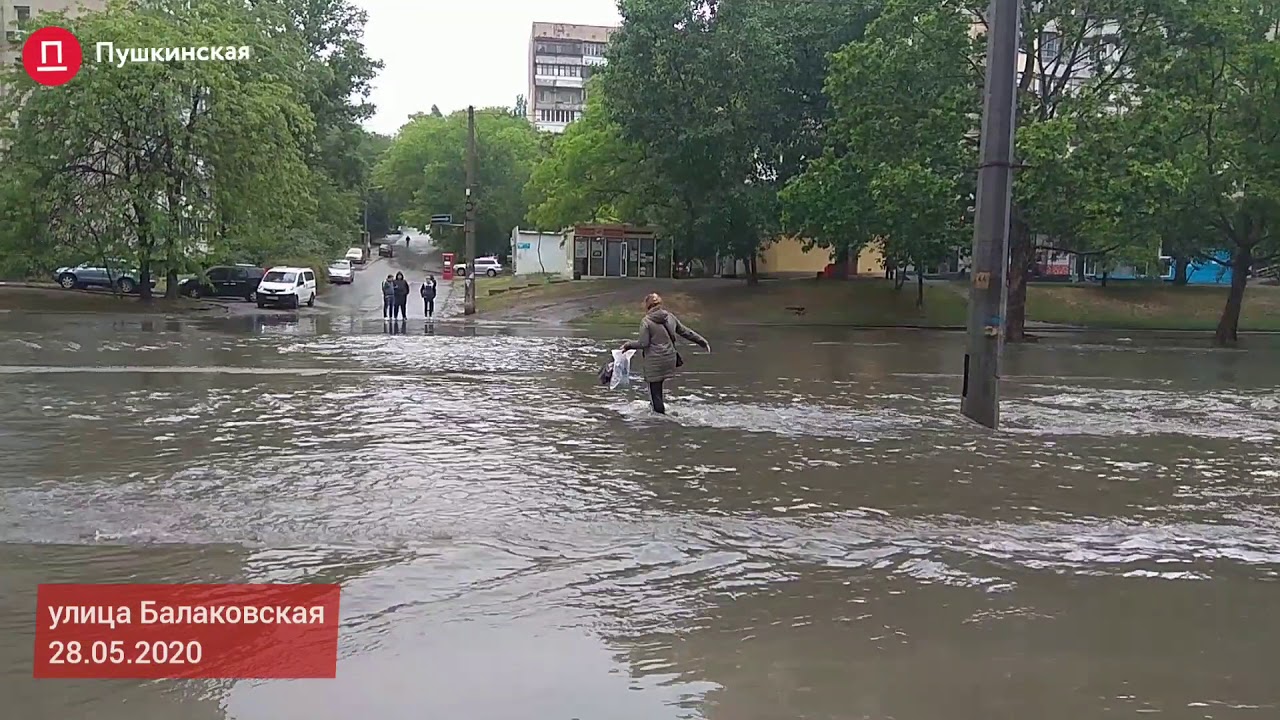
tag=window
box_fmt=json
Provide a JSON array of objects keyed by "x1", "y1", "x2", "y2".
[
  {"x1": 264, "y1": 271, "x2": 296, "y2": 283},
  {"x1": 583, "y1": 42, "x2": 604, "y2": 56},
  {"x1": 535, "y1": 40, "x2": 581, "y2": 55},
  {"x1": 1039, "y1": 32, "x2": 1061, "y2": 64},
  {"x1": 15, "y1": 6, "x2": 31, "y2": 23},
  {"x1": 206, "y1": 267, "x2": 229, "y2": 282},
  {"x1": 302, "y1": 271, "x2": 315, "y2": 282},
  {"x1": 535, "y1": 63, "x2": 581, "y2": 77}
]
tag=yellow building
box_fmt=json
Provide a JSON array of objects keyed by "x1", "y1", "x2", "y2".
[{"x1": 757, "y1": 235, "x2": 885, "y2": 277}]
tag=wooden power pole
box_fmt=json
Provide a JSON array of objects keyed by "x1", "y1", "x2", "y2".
[
  {"x1": 961, "y1": 0, "x2": 1021, "y2": 429},
  {"x1": 463, "y1": 105, "x2": 478, "y2": 316}
]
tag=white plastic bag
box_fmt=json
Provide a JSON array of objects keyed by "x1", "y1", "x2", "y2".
[{"x1": 610, "y1": 349, "x2": 637, "y2": 390}]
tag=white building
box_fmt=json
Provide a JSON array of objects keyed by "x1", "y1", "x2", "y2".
[
  {"x1": 511, "y1": 227, "x2": 571, "y2": 278},
  {"x1": 527, "y1": 22, "x2": 616, "y2": 134}
]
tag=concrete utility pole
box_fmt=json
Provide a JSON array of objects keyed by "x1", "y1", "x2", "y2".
[
  {"x1": 961, "y1": 0, "x2": 1021, "y2": 429},
  {"x1": 463, "y1": 105, "x2": 478, "y2": 316}
]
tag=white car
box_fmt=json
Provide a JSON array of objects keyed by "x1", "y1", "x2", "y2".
[
  {"x1": 327, "y1": 260, "x2": 354, "y2": 284},
  {"x1": 345, "y1": 247, "x2": 366, "y2": 265},
  {"x1": 454, "y1": 256, "x2": 504, "y2": 277},
  {"x1": 256, "y1": 266, "x2": 317, "y2": 309}
]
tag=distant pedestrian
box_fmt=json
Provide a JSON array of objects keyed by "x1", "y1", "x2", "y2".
[
  {"x1": 393, "y1": 271, "x2": 410, "y2": 320},
  {"x1": 621, "y1": 292, "x2": 710, "y2": 415},
  {"x1": 381, "y1": 274, "x2": 395, "y2": 318},
  {"x1": 421, "y1": 274, "x2": 437, "y2": 318}
]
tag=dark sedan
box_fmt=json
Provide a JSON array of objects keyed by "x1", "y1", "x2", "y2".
[{"x1": 177, "y1": 265, "x2": 267, "y2": 301}]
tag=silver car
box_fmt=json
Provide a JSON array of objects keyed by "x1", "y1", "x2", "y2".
[{"x1": 327, "y1": 260, "x2": 354, "y2": 284}]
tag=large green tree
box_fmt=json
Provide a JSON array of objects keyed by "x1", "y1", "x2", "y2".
[
  {"x1": 375, "y1": 108, "x2": 544, "y2": 257},
  {"x1": 0, "y1": 0, "x2": 320, "y2": 297},
  {"x1": 1122, "y1": 0, "x2": 1280, "y2": 345},
  {"x1": 784, "y1": 0, "x2": 976, "y2": 304},
  {"x1": 523, "y1": 83, "x2": 669, "y2": 231},
  {"x1": 601, "y1": 0, "x2": 875, "y2": 282}
]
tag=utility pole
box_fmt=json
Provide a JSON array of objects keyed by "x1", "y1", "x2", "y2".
[
  {"x1": 961, "y1": 0, "x2": 1021, "y2": 429},
  {"x1": 463, "y1": 105, "x2": 478, "y2": 316}
]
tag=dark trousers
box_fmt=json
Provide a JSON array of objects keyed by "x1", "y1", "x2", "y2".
[
  {"x1": 394, "y1": 296, "x2": 408, "y2": 319},
  {"x1": 382, "y1": 296, "x2": 393, "y2": 317},
  {"x1": 649, "y1": 381, "x2": 665, "y2": 414},
  {"x1": 423, "y1": 297, "x2": 434, "y2": 316}
]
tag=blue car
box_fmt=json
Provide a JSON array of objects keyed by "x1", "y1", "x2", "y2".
[{"x1": 54, "y1": 262, "x2": 154, "y2": 294}]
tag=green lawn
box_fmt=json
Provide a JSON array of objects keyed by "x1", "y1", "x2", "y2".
[
  {"x1": 1025, "y1": 282, "x2": 1280, "y2": 330},
  {"x1": 469, "y1": 274, "x2": 1280, "y2": 331}
]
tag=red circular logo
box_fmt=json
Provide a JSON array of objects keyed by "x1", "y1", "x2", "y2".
[{"x1": 22, "y1": 26, "x2": 83, "y2": 87}]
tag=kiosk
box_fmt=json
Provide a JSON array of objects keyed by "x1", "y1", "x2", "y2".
[{"x1": 441, "y1": 252, "x2": 455, "y2": 281}]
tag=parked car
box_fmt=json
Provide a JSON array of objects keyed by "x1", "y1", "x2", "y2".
[
  {"x1": 327, "y1": 259, "x2": 354, "y2": 284},
  {"x1": 345, "y1": 247, "x2": 366, "y2": 265},
  {"x1": 453, "y1": 256, "x2": 504, "y2": 277},
  {"x1": 177, "y1": 264, "x2": 266, "y2": 301},
  {"x1": 53, "y1": 262, "x2": 154, "y2": 294},
  {"x1": 256, "y1": 266, "x2": 317, "y2": 309},
  {"x1": 378, "y1": 243, "x2": 393, "y2": 258}
]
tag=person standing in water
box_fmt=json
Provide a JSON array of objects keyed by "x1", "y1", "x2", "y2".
[
  {"x1": 393, "y1": 272, "x2": 410, "y2": 320},
  {"x1": 420, "y1": 274, "x2": 437, "y2": 318},
  {"x1": 620, "y1": 292, "x2": 710, "y2": 414},
  {"x1": 381, "y1": 274, "x2": 395, "y2": 319}
]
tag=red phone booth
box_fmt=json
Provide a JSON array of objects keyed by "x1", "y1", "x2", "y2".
[{"x1": 441, "y1": 252, "x2": 455, "y2": 281}]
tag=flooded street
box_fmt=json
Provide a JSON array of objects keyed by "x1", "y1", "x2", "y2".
[{"x1": 2, "y1": 310, "x2": 1279, "y2": 719}]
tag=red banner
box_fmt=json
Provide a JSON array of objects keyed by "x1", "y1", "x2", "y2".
[{"x1": 34, "y1": 584, "x2": 341, "y2": 679}]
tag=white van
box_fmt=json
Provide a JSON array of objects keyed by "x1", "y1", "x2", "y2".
[{"x1": 256, "y1": 266, "x2": 317, "y2": 309}]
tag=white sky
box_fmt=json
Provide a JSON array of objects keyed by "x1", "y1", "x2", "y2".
[{"x1": 355, "y1": 0, "x2": 622, "y2": 136}]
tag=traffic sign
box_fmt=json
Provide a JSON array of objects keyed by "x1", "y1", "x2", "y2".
[{"x1": 430, "y1": 214, "x2": 452, "y2": 224}]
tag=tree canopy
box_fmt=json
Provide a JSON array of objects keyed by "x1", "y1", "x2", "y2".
[
  {"x1": 375, "y1": 108, "x2": 544, "y2": 257},
  {"x1": 0, "y1": 0, "x2": 384, "y2": 294}
]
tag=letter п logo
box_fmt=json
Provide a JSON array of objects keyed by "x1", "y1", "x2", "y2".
[{"x1": 22, "y1": 27, "x2": 83, "y2": 87}]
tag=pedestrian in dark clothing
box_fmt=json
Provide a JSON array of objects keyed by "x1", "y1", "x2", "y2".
[
  {"x1": 621, "y1": 292, "x2": 710, "y2": 414},
  {"x1": 393, "y1": 271, "x2": 410, "y2": 320},
  {"x1": 421, "y1": 274, "x2": 437, "y2": 318},
  {"x1": 381, "y1": 274, "x2": 395, "y2": 318}
]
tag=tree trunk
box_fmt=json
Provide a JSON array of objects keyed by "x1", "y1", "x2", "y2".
[
  {"x1": 916, "y1": 269, "x2": 925, "y2": 309},
  {"x1": 1173, "y1": 256, "x2": 1190, "y2": 285},
  {"x1": 1213, "y1": 244, "x2": 1253, "y2": 347},
  {"x1": 1100, "y1": 270, "x2": 1108, "y2": 288},
  {"x1": 894, "y1": 268, "x2": 907, "y2": 290},
  {"x1": 746, "y1": 254, "x2": 759, "y2": 285},
  {"x1": 165, "y1": 268, "x2": 180, "y2": 300},
  {"x1": 1004, "y1": 218, "x2": 1033, "y2": 342}
]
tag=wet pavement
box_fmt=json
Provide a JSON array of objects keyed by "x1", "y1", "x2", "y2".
[{"x1": 1, "y1": 305, "x2": 1279, "y2": 718}]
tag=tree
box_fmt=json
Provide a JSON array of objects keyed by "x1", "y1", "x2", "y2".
[
  {"x1": 430, "y1": 104, "x2": 443, "y2": 117},
  {"x1": 1123, "y1": 0, "x2": 1280, "y2": 345},
  {"x1": 523, "y1": 83, "x2": 666, "y2": 231},
  {"x1": 248, "y1": 0, "x2": 383, "y2": 241},
  {"x1": 0, "y1": 0, "x2": 319, "y2": 297},
  {"x1": 784, "y1": 0, "x2": 976, "y2": 302},
  {"x1": 376, "y1": 108, "x2": 544, "y2": 256},
  {"x1": 602, "y1": 0, "x2": 875, "y2": 283}
]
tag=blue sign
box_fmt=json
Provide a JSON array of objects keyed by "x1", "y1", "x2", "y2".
[{"x1": 517, "y1": 243, "x2": 531, "y2": 250}]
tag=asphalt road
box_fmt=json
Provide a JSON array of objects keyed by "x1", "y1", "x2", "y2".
[{"x1": 319, "y1": 236, "x2": 454, "y2": 319}]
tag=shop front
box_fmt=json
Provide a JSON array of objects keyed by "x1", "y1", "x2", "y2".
[{"x1": 571, "y1": 224, "x2": 671, "y2": 279}]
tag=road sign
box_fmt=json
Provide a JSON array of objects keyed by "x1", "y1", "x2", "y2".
[{"x1": 430, "y1": 214, "x2": 452, "y2": 224}]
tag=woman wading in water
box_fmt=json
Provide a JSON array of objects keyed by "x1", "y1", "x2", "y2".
[{"x1": 621, "y1": 293, "x2": 710, "y2": 414}]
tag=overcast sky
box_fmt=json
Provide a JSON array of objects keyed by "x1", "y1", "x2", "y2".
[{"x1": 355, "y1": 0, "x2": 622, "y2": 136}]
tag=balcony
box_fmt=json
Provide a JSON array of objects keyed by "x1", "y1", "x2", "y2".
[{"x1": 533, "y1": 75, "x2": 583, "y2": 89}]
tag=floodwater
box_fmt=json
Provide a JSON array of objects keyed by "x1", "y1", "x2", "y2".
[{"x1": 2, "y1": 310, "x2": 1279, "y2": 719}]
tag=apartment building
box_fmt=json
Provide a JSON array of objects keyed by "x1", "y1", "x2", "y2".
[
  {"x1": 527, "y1": 21, "x2": 616, "y2": 133},
  {"x1": 1, "y1": 0, "x2": 105, "y2": 66}
]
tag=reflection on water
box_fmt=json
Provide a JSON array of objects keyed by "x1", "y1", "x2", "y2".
[{"x1": 2, "y1": 313, "x2": 1279, "y2": 719}]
